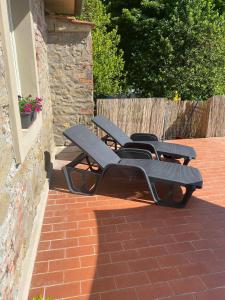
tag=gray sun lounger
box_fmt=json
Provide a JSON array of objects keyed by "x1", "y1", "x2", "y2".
[
  {"x1": 92, "y1": 115, "x2": 196, "y2": 165},
  {"x1": 63, "y1": 125, "x2": 202, "y2": 208}
]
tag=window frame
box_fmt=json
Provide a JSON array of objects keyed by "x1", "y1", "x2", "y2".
[{"x1": 0, "y1": 0, "x2": 42, "y2": 164}]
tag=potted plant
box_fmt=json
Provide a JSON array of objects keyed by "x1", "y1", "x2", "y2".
[
  {"x1": 18, "y1": 95, "x2": 43, "y2": 129},
  {"x1": 32, "y1": 296, "x2": 53, "y2": 300}
]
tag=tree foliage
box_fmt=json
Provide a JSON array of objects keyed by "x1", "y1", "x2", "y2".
[
  {"x1": 81, "y1": 0, "x2": 125, "y2": 98},
  {"x1": 214, "y1": 0, "x2": 225, "y2": 14},
  {"x1": 106, "y1": 0, "x2": 225, "y2": 100}
]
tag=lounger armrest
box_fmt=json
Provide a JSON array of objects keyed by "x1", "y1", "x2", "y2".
[
  {"x1": 102, "y1": 163, "x2": 148, "y2": 183},
  {"x1": 115, "y1": 148, "x2": 152, "y2": 159},
  {"x1": 124, "y1": 142, "x2": 159, "y2": 160},
  {"x1": 130, "y1": 133, "x2": 159, "y2": 142}
]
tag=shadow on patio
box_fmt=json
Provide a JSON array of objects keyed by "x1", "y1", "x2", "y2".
[{"x1": 29, "y1": 138, "x2": 225, "y2": 300}]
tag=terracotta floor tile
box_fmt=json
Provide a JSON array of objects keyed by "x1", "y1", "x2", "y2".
[
  {"x1": 148, "y1": 234, "x2": 176, "y2": 246},
  {"x1": 79, "y1": 235, "x2": 98, "y2": 246},
  {"x1": 116, "y1": 222, "x2": 142, "y2": 232},
  {"x1": 178, "y1": 262, "x2": 211, "y2": 277},
  {"x1": 28, "y1": 287, "x2": 44, "y2": 300},
  {"x1": 115, "y1": 272, "x2": 149, "y2": 288},
  {"x1": 137, "y1": 245, "x2": 167, "y2": 258},
  {"x1": 66, "y1": 245, "x2": 95, "y2": 258},
  {"x1": 157, "y1": 253, "x2": 189, "y2": 268},
  {"x1": 93, "y1": 224, "x2": 117, "y2": 235},
  {"x1": 110, "y1": 249, "x2": 139, "y2": 262},
  {"x1": 38, "y1": 241, "x2": 51, "y2": 251},
  {"x1": 41, "y1": 230, "x2": 65, "y2": 241},
  {"x1": 66, "y1": 228, "x2": 91, "y2": 238},
  {"x1": 147, "y1": 267, "x2": 180, "y2": 283},
  {"x1": 53, "y1": 222, "x2": 78, "y2": 232},
  {"x1": 169, "y1": 276, "x2": 206, "y2": 294},
  {"x1": 104, "y1": 231, "x2": 132, "y2": 243},
  {"x1": 161, "y1": 295, "x2": 195, "y2": 300},
  {"x1": 100, "y1": 216, "x2": 126, "y2": 226},
  {"x1": 64, "y1": 267, "x2": 96, "y2": 282},
  {"x1": 31, "y1": 271, "x2": 63, "y2": 288},
  {"x1": 33, "y1": 261, "x2": 49, "y2": 274},
  {"x1": 201, "y1": 271, "x2": 225, "y2": 289},
  {"x1": 122, "y1": 238, "x2": 150, "y2": 250},
  {"x1": 195, "y1": 287, "x2": 225, "y2": 300},
  {"x1": 50, "y1": 238, "x2": 78, "y2": 250},
  {"x1": 81, "y1": 277, "x2": 116, "y2": 294},
  {"x1": 45, "y1": 282, "x2": 81, "y2": 299},
  {"x1": 41, "y1": 224, "x2": 53, "y2": 232},
  {"x1": 192, "y1": 238, "x2": 221, "y2": 250},
  {"x1": 185, "y1": 249, "x2": 216, "y2": 264},
  {"x1": 136, "y1": 282, "x2": 173, "y2": 300},
  {"x1": 80, "y1": 254, "x2": 110, "y2": 267},
  {"x1": 213, "y1": 246, "x2": 225, "y2": 260},
  {"x1": 97, "y1": 241, "x2": 123, "y2": 253},
  {"x1": 64, "y1": 295, "x2": 100, "y2": 300},
  {"x1": 128, "y1": 257, "x2": 158, "y2": 272},
  {"x1": 49, "y1": 257, "x2": 80, "y2": 272},
  {"x1": 36, "y1": 249, "x2": 65, "y2": 262},
  {"x1": 96, "y1": 262, "x2": 130, "y2": 277},
  {"x1": 165, "y1": 241, "x2": 195, "y2": 253},
  {"x1": 100, "y1": 288, "x2": 137, "y2": 300}
]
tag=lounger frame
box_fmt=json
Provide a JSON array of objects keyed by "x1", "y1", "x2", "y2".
[{"x1": 63, "y1": 148, "x2": 197, "y2": 208}]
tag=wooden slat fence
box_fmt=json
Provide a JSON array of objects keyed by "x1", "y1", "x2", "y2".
[{"x1": 96, "y1": 96, "x2": 225, "y2": 139}]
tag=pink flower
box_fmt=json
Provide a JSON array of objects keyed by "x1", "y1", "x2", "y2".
[
  {"x1": 23, "y1": 103, "x2": 32, "y2": 112},
  {"x1": 35, "y1": 106, "x2": 42, "y2": 112},
  {"x1": 36, "y1": 97, "x2": 43, "y2": 103}
]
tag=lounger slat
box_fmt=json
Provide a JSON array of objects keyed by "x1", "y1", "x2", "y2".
[
  {"x1": 64, "y1": 125, "x2": 120, "y2": 169},
  {"x1": 93, "y1": 115, "x2": 132, "y2": 145},
  {"x1": 120, "y1": 159, "x2": 202, "y2": 188},
  {"x1": 136, "y1": 141, "x2": 196, "y2": 159}
]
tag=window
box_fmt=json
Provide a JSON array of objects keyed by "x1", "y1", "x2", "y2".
[
  {"x1": 8, "y1": 0, "x2": 40, "y2": 97},
  {"x1": 0, "y1": 0, "x2": 42, "y2": 163}
]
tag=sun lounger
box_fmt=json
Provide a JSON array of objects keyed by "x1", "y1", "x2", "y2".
[
  {"x1": 63, "y1": 125, "x2": 202, "y2": 207},
  {"x1": 92, "y1": 115, "x2": 196, "y2": 165}
]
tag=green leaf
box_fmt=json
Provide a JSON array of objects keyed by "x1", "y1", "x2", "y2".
[{"x1": 80, "y1": 0, "x2": 126, "y2": 98}]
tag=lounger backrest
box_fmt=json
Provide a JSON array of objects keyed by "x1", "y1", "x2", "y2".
[
  {"x1": 63, "y1": 125, "x2": 120, "y2": 169},
  {"x1": 92, "y1": 115, "x2": 132, "y2": 146}
]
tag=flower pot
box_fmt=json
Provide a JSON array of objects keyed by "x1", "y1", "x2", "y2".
[
  {"x1": 31, "y1": 110, "x2": 37, "y2": 122},
  {"x1": 20, "y1": 112, "x2": 33, "y2": 129},
  {"x1": 20, "y1": 111, "x2": 38, "y2": 128}
]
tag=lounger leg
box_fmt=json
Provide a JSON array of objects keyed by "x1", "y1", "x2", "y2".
[
  {"x1": 102, "y1": 134, "x2": 118, "y2": 150},
  {"x1": 63, "y1": 153, "x2": 101, "y2": 195},
  {"x1": 146, "y1": 179, "x2": 196, "y2": 208},
  {"x1": 63, "y1": 165, "x2": 101, "y2": 195},
  {"x1": 179, "y1": 186, "x2": 196, "y2": 207},
  {"x1": 183, "y1": 158, "x2": 190, "y2": 165}
]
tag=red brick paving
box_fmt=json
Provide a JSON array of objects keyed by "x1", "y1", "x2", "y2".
[{"x1": 29, "y1": 138, "x2": 225, "y2": 300}]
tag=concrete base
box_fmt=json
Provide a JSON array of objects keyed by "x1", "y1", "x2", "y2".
[{"x1": 54, "y1": 146, "x2": 82, "y2": 170}]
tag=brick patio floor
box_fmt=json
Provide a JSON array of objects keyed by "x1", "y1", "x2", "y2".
[{"x1": 29, "y1": 138, "x2": 225, "y2": 300}]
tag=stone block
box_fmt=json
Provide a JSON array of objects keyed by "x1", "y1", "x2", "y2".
[{"x1": 0, "y1": 194, "x2": 9, "y2": 225}]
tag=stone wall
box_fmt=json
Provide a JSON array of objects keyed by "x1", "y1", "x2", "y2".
[
  {"x1": 0, "y1": 0, "x2": 54, "y2": 298},
  {"x1": 47, "y1": 16, "x2": 94, "y2": 145}
]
